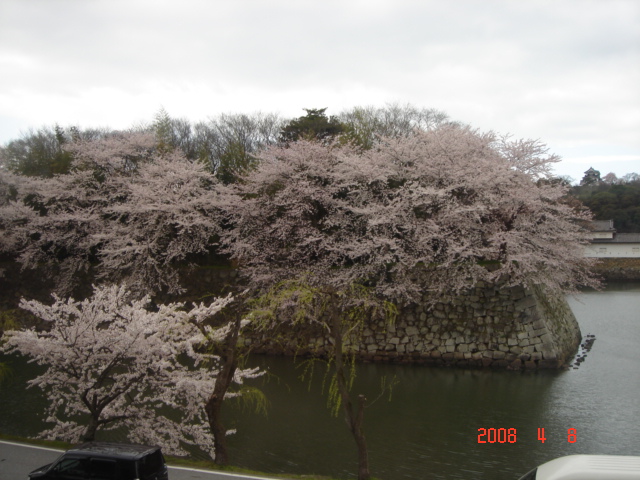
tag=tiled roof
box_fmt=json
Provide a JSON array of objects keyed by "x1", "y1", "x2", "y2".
[{"x1": 592, "y1": 233, "x2": 640, "y2": 244}]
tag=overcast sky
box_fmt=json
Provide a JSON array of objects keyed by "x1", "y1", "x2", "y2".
[{"x1": 1, "y1": 0, "x2": 638, "y2": 182}]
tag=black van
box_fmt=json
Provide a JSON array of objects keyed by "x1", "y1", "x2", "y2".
[{"x1": 28, "y1": 442, "x2": 169, "y2": 480}]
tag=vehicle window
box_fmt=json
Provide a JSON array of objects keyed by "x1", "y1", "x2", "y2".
[
  {"x1": 141, "y1": 450, "x2": 164, "y2": 477},
  {"x1": 52, "y1": 457, "x2": 89, "y2": 478},
  {"x1": 119, "y1": 459, "x2": 137, "y2": 480},
  {"x1": 89, "y1": 458, "x2": 117, "y2": 480}
]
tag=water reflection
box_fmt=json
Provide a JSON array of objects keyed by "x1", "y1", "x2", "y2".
[
  {"x1": 1, "y1": 283, "x2": 639, "y2": 480},
  {"x1": 226, "y1": 283, "x2": 640, "y2": 479}
]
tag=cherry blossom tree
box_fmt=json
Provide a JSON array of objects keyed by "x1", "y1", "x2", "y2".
[
  {"x1": 0, "y1": 132, "x2": 224, "y2": 295},
  {"x1": 0, "y1": 285, "x2": 261, "y2": 458},
  {"x1": 0, "y1": 132, "x2": 262, "y2": 465},
  {"x1": 221, "y1": 125, "x2": 598, "y2": 480}
]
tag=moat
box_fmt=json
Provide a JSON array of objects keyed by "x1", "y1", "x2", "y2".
[{"x1": 1, "y1": 282, "x2": 638, "y2": 480}]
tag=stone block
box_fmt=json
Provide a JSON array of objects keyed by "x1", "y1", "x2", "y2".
[
  {"x1": 515, "y1": 296, "x2": 536, "y2": 311},
  {"x1": 533, "y1": 328, "x2": 549, "y2": 337},
  {"x1": 507, "y1": 359, "x2": 522, "y2": 370},
  {"x1": 406, "y1": 326, "x2": 419, "y2": 336},
  {"x1": 433, "y1": 310, "x2": 446, "y2": 319}
]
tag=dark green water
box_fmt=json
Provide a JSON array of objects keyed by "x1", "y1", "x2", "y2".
[{"x1": 1, "y1": 283, "x2": 639, "y2": 479}]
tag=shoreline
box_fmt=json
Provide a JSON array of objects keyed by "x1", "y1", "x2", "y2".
[{"x1": 592, "y1": 257, "x2": 640, "y2": 281}]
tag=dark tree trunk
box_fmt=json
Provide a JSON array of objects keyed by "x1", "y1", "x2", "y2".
[
  {"x1": 330, "y1": 306, "x2": 371, "y2": 480},
  {"x1": 81, "y1": 415, "x2": 99, "y2": 442},
  {"x1": 205, "y1": 316, "x2": 241, "y2": 466}
]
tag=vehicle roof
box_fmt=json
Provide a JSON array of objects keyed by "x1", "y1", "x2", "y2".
[
  {"x1": 536, "y1": 455, "x2": 640, "y2": 480},
  {"x1": 67, "y1": 442, "x2": 160, "y2": 460}
]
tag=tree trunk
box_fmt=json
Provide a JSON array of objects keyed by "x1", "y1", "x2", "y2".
[
  {"x1": 331, "y1": 307, "x2": 371, "y2": 480},
  {"x1": 205, "y1": 316, "x2": 241, "y2": 465},
  {"x1": 81, "y1": 415, "x2": 99, "y2": 442}
]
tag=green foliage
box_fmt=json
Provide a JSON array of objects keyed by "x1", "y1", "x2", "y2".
[
  {"x1": 215, "y1": 139, "x2": 257, "y2": 185},
  {"x1": 153, "y1": 107, "x2": 175, "y2": 155},
  {"x1": 248, "y1": 277, "x2": 397, "y2": 338},
  {"x1": 297, "y1": 356, "x2": 397, "y2": 418},
  {"x1": 228, "y1": 385, "x2": 269, "y2": 417},
  {"x1": 0, "y1": 362, "x2": 11, "y2": 384},
  {"x1": 572, "y1": 180, "x2": 640, "y2": 232},
  {"x1": 0, "y1": 309, "x2": 20, "y2": 333},
  {"x1": 247, "y1": 276, "x2": 397, "y2": 418},
  {"x1": 1, "y1": 125, "x2": 75, "y2": 177},
  {"x1": 296, "y1": 357, "x2": 355, "y2": 417},
  {"x1": 248, "y1": 276, "x2": 327, "y2": 329},
  {"x1": 279, "y1": 108, "x2": 345, "y2": 144},
  {"x1": 0, "y1": 311, "x2": 19, "y2": 385}
]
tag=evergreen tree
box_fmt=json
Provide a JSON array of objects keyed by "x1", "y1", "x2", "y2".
[{"x1": 279, "y1": 108, "x2": 345, "y2": 143}]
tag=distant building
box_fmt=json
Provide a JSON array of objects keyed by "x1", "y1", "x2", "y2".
[
  {"x1": 585, "y1": 220, "x2": 640, "y2": 257},
  {"x1": 580, "y1": 167, "x2": 602, "y2": 186}
]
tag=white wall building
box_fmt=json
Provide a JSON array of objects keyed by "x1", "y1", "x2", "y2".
[{"x1": 584, "y1": 220, "x2": 640, "y2": 258}]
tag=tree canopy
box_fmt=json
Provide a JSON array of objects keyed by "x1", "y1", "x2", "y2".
[
  {"x1": 0, "y1": 285, "x2": 260, "y2": 457},
  {"x1": 222, "y1": 125, "x2": 597, "y2": 301},
  {"x1": 278, "y1": 108, "x2": 345, "y2": 144},
  {"x1": 572, "y1": 179, "x2": 640, "y2": 232}
]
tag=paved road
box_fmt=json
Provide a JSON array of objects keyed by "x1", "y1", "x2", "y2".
[{"x1": 0, "y1": 440, "x2": 283, "y2": 480}]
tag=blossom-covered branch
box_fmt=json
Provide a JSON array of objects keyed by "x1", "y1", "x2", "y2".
[{"x1": 0, "y1": 285, "x2": 261, "y2": 459}]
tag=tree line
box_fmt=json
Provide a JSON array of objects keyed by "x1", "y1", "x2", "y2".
[
  {"x1": 3, "y1": 105, "x2": 637, "y2": 234},
  {"x1": 0, "y1": 104, "x2": 600, "y2": 480},
  {"x1": 1, "y1": 104, "x2": 452, "y2": 181},
  {"x1": 573, "y1": 168, "x2": 640, "y2": 233}
]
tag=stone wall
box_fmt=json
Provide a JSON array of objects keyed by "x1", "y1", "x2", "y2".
[
  {"x1": 1, "y1": 260, "x2": 582, "y2": 370},
  {"x1": 592, "y1": 257, "x2": 640, "y2": 281},
  {"x1": 243, "y1": 281, "x2": 582, "y2": 370}
]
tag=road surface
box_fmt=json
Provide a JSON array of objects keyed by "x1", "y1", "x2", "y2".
[{"x1": 0, "y1": 440, "x2": 285, "y2": 480}]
